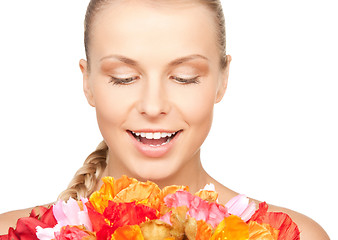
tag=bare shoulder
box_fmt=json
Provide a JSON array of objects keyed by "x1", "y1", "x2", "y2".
[
  {"x1": 268, "y1": 204, "x2": 330, "y2": 240},
  {"x1": 0, "y1": 207, "x2": 33, "y2": 234},
  {"x1": 0, "y1": 203, "x2": 53, "y2": 235},
  {"x1": 206, "y1": 176, "x2": 330, "y2": 239}
]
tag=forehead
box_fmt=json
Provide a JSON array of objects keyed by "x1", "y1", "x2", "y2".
[{"x1": 89, "y1": 1, "x2": 219, "y2": 67}]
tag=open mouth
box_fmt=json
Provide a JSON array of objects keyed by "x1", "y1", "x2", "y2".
[{"x1": 128, "y1": 130, "x2": 181, "y2": 147}]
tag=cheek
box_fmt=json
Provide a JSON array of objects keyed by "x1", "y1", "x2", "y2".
[
  {"x1": 170, "y1": 83, "x2": 216, "y2": 158},
  {"x1": 93, "y1": 83, "x2": 132, "y2": 132},
  {"x1": 172, "y1": 84, "x2": 216, "y2": 126}
]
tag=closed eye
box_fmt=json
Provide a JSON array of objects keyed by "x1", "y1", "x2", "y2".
[
  {"x1": 109, "y1": 76, "x2": 138, "y2": 85},
  {"x1": 170, "y1": 76, "x2": 200, "y2": 84}
]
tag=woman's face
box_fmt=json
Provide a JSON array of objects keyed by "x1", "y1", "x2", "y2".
[{"x1": 80, "y1": 1, "x2": 230, "y2": 180}]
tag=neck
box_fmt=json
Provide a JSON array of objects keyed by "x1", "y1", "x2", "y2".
[
  {"x1": 103, "y1": 149, "x2": 212, "y2": 194},
  {"x1": 146, "y1": 154, "x2": 210, "y2": 194}
]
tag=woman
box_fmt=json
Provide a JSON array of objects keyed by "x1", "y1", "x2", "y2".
[{"x1": 0, "y1": 0, "x2": 331, "y2": 238}]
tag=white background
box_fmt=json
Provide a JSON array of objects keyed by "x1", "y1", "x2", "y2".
[{"x1": 0, "y1": 0, "x2": 337, "y2": 238}]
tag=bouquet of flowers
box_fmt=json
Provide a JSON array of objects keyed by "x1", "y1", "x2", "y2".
[{"x1": 0, "y1": 175, "x2": 300, "y2": 240}]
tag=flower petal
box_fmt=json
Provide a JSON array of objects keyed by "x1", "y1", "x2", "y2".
[
  {"x1": 241, "y1": 202, "x2": 256, "y2": 222},
  {"x1": 36, "y1": 226, "x2": 56, "y2": 240},
  {"x1": 250, "y1": 202, "x2": 300, "y2": 240},
  {"x1": 113, "y1": 181, "x2": 161, "y2": 207},
  {"x1": 111, "y1": 225, "x2": 144, "y2": 240},
  {"x1": 195, "y1": 220, "x2": 213, "y2": 240},
  {"x1": 103, "y1": 201, "x2": 158, "y2": 232},
  {"x1": 54, "y1": 225, "x2": 95, "y2": 240},
  {"x1": 225, "y1": 194, "x2": 249, "y2": 216},
  {"x1": 211, "y1": 215, "x2": 249, "y2": 240},
  {"x1": 248, "y1": 221, "x2": 279, "y2": 240},
  {"x1": 225, "y1": 195, "x2": 256, "y2": 222}
]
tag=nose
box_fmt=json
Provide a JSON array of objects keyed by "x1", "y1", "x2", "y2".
[{"x1": 136, "y1": 78, "x2": 170, "y2": 118}]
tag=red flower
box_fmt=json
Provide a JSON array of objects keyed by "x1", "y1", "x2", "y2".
[
  {"x1": 86, "y1": 201, "x2": 157, "y2": 240},
  {"x1": 250, "y1": 202, "x2": 300, "y2": 240},
  {"x1": 0, "y1": 206, "x2": 57, "y2": 240},
  {"x1": 104, "y1": 201, "x2": 157, "y2": 231},
  {"x1": 86, "y1": 201, "x2": 108, "y2": 233}
]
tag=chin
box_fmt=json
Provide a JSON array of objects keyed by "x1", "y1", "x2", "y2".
[{"x1": 129, "y1": 159, "x2": 180, "y2": 182}]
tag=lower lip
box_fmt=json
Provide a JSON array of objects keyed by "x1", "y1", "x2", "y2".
[{"x1": 128, "y1": 131, "x2": 181, "y2": 158}]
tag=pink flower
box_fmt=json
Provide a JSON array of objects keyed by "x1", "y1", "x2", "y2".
[
  {"x1": 54, "y1": 226, "x2": 92, "y2": 240},
  {"x1": 159, "y1": 211, "x2": 172, "y2": 225},
  {"x1": 36, "y1": 198, "x2": 92, "y2": 240},
  {"x1": 164, "y1": 190, "x2": 194, "y2": 208},
  {"x1": 225, "y1": 194, "x2": 256, "y2": 222},
  {"x1": 53, "y1": 198, "x2": 92, "y2": 230},
  {"x1": 164, "y1": 190, "x2": 228, "y2": 228}
]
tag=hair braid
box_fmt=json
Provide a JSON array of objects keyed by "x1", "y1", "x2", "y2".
[{"x1": 58, "y1": 141, "x2": 108, "y2": 201}]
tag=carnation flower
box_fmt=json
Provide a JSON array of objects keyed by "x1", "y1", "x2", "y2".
[
  {"x1": 54, "y1": 226, "x2": 95, "y2": 240},
  {"x1": 0, "y1": 175, "x2": 300, "y2": 240},
  {"x1": 36, "y1": 198, "x2": 92, "y2": 240},
  {"x1": 164, "y1": 190, "x2": 229, "y2": 228}
]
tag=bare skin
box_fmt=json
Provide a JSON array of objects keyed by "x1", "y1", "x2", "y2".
[{"x1": 0, "y1": 1, "x2": 330, "y2": 239}]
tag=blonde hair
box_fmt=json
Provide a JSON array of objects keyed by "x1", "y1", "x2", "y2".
[
  {"x1": 58, "y1": 141, "x2": 108, "y2": 200},
  {"x1": 84, "y1": 0, "x2": 227, "y2": 70},
  {"x1": 59, "y1": 0, "x2": 227, "y2": 200}
]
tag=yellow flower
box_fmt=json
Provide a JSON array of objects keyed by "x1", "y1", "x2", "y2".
[
  {"x1": 248, "y1": 221, "x2": 279, "y2": 240},
  {"x1": 211, "y1": 215, "x2": 249, "y2": 240}
]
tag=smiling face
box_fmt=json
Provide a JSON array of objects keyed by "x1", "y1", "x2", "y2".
[{"x1": 80, "y1": 0, "x2": 230, "y2": 181}]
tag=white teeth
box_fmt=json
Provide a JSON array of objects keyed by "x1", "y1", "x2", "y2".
[
  {"x1": 145, "y1": 133, "x2": 153, "y2": 139},
  {"x1": 161, "y1": 132, "x2": 168, "y2": 138},
  {"x1": 153, "y1": 132, "x2": 161, "y2": 139},
  {"x1": 132, "y1": 131, "x2": 177, "y2": 140}
]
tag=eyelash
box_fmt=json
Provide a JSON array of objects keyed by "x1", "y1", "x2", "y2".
[
  {"x1": 170, "y1": 76, "x2": 200, "y2": 84},
  {"x1": 109, "y1": 76, "x2": 138, "y2": 85},
  {"x1": 108, "y1": 76, "x2": 200, "y2": 85}
]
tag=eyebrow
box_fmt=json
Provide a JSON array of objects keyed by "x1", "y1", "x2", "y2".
[{"x1": 99, "y1": 54, "x2": 209, "y2": 67}]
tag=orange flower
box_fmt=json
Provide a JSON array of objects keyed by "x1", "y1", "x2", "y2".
[
  {"x1": 140, "y1": 219, "x2": 173, "y2": 240},
  {"x1": 195, "y1": 220, "x2": 213, "y2": 240},
  {"x1": 195, "y1": 189, "x2": 218, "y2": 203},
  {"x1": 248, "y1": 221, "x2": 279, "y2": 240},
  {"x1": 210, "y1": 215, "x2": 249, "y2": 240},
  {"x1": 89, "y1": 176, "x2": 138, "y2": 214},
  {"x1": 111, "y1": 225, "x2": 144, "y2": 240},
  {"x1": 113, "y1": 180, "x2": 161, "y2": 208},
  {"x1": 90, "y1": 176, "x2": 163, "y2": 214}
]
